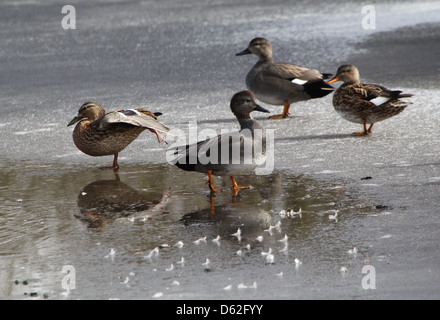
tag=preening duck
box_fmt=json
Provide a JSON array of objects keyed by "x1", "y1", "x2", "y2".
[{"x1": 68, "y1": 102, "x2": 170, "y2": 170}]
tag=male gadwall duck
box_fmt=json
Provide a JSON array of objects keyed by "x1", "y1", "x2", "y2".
[
  {"x1": 172, "y1": 91, "x2": 269, "y2": 193},
  {"x1": 236, "y1": 37, "x2": 334, "y2": 119},
  {"x1": 68, "y1": 102, "x2": 170, "y2": 170},
  {"x1": 327, "y1": 65, "x2": 413, "y2": 136}
]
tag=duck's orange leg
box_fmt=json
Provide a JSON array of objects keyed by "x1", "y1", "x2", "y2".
[
  {"x1": 149, "y1": 129, "x2": 167, "y2": 144},
  {"x1": 99, "y1": 153, "x2": 120, "y2": 171},
  {"x1": 269, "y1": 101, "x2": 290, "y2": 119},
  {"x1": 230, "y1": 176, "x2": 251, "y2": 194},
  {"x1": 352, "y1": 120, "x2": 371, "y2": 136},
  {"x1": 208, "y1": 170, "x2": 219, "y2": 193},
  {"x1": 209, "y1": 194, "x2": 216, "y2": 214}
]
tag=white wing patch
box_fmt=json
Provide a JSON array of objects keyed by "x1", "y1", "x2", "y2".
[
  {"x1": 370, "y1": 96, "x2": 391, "y2": 106},
  {"x1": 291, "y1": 78, "x2": 308, "y2": 85},
  {"x1": 102, "y1": 109, "x2": 170, "y2": 133},
  {"x1": 116, "y1": 111, "x2": 129, "y2": 118}
]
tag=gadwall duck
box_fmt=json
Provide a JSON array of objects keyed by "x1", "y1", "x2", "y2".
[
  {"x1": 172, "y1": 91, "x2": 269, "y2": 193},
  {"x1": 236, "y1": 37, "x2": 334, "y2": 119},
  {"x1": 327, "y1": 65, "x2": 413, "y2": 135},
  {"x1": 68, "y1": 102, "x2": 170, "y2": 170}
]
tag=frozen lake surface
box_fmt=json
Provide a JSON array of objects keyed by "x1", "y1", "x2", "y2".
[{"x1": 1, "y1": 0, "x2": 440, "y2": 299}]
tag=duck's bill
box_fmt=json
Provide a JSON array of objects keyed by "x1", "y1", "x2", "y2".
[
  {"x1": 235, "y1": 48, "x2": 251, "y2": 56},
  {"x1": 67, "y1": 115, "x2": 83, "y2": 127},
  {"x1": 327, "y1": 77, "x2": 340, "y2": 84},
  {"x1": 254, "y1": 105, "x2": 270, "y2": 113}
]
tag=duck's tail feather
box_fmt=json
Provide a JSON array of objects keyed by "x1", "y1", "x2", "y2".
[{"x1": 303, "y1": 80, "x2": 335, "y2": 99}]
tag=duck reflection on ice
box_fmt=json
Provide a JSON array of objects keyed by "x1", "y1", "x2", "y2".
[
  {"x1": 177, "y1": 170, "x2": 376, "y2": 247},
  {"x1": 180, "y1": 199, "x2": 274, "y2": 245},
  {"x1": 75, "y1": 172, "x2": 171, "y2": 228}
]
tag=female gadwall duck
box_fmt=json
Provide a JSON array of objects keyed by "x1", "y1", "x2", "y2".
[
  {"x1": 172, "y1": 91, "x2": 269, "y2": 193},
  {"x1": 236, "y1": 37, "x2": 334, "y2": 119},
  {"x1": 327, "y1": 65, "x2": 413, "y2": 136},
  {"x1": 68, "y1": 102, "x2": 170, "y2": 170}
]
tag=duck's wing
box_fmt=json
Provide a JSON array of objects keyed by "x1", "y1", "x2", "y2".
[
  {"x1": 171, "y1": 134, "x2": 218, "y2": 171},
  {"x1": 260, "y1": 63, "x2": 334, "y2": 98},
  {"x1": 171, "y1": 134, "x2": 225, "y2": 163},
  {"x1": 101, "y1": 109, "x2": 170, "y2": 133},
  {"x1": 350, "y1": 84, "x2": 413, "y2": 106},
  {"x1": 265, "y1": 63, "x2": 331, "y2": 83},
  {"x1": 171, "y1": 131, "x2": 251, "y2": 172}
]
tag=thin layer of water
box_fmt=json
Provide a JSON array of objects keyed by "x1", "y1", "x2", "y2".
[{"x1": 0, "y1": 161, "x2": 383, "y2": 299}]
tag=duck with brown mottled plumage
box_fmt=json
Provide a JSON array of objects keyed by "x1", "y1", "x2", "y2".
[
  {"x1": 67, "y1": 102, "x2": 170, "y2": 170},
  {"x1": 327, "y1": 65, "x2": 413, "y2": 136}
]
